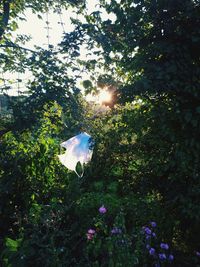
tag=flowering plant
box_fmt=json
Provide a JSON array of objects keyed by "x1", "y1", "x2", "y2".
[
  {"x1": 86, "y1": 204, "x2": 175, "y2": 267},
  {"x1": 142, "y1": 222, "x2": 174, "y2": 266},
  {"x1": 85, "y1": 205, "x2": 137, "y2": 266}
]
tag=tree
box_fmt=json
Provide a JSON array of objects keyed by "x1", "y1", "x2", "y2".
[
  {"x1": 61, "y1": 0, "x2": 200, "y2": 260},
  {"x1": 1, "y1": 0, "x2": 87, "y2": 131},
  {"x1": 0, "y1": 0, "x2": 85, "y2": 40}
]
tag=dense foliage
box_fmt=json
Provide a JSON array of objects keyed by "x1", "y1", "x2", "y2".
[{"x1": 1, "y1": 0, "x2": 200, "y2": 266}]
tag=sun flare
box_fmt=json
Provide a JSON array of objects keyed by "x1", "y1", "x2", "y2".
[
  {"x1": 85, "y1": 89, "x2": 113, "y2": 105},
  {"x1": 98, "y1": 90, "x2": 112, "y2": 104}
]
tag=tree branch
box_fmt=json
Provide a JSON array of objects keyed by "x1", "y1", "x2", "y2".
[
  {"x1": 0, "y1": 0, "x2": 10, "y2": 40},
  {"x1": 0, "y1": 42, "x2": 38, "y2": 53}
]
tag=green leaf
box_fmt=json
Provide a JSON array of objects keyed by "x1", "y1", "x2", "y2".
[{"x1": 5, "y1": 238, "x2": 20, "y2": 252}]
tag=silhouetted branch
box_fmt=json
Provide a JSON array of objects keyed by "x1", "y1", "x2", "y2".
[
  {"x1": 0, "y1": 42, "x2": 38, "y2": 53},
  {"x1": 0, "y1": 0, "x2": 11, "y2": 40}
]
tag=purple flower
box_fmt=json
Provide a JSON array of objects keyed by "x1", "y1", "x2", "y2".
[
  {"x1": 88, "y1": 229, "x2": 95, "y2": 234},
  {"x1": 150, "y1": 221, "x2": 157, "y2": 228},
  {"x1": 144, "y1": 227, "x2": 152, "y2": 235},
  {"x1": 160, "y1": 243, "x2": 169, "y2": 250},
  {"x1": 152, "y1": 232, "x2": 156, "y2": 237},
  {"x1": 149, "y1": 247, "x2": 156, "y2": 255},
  {"x1": 159, "y1": 253, "x2": 167, "y2": 260},
  {"x1": 146, "y1": 244, "x2": 151, "y2": 250},
  {"x1": 169, "y1": 254, "x2": 174, "y2": 261},
  {"x1": 146, "y1": 235, "x2": 151, "y2": 240},
  {"x1": 196, "y1": 251, "x2": 200, "y2": 257},
  {"x1": 111, "y1": 227, "x2": 122, "y2": 234},
  {"x1": 154, "y1": 264, "x2": 160, "y2": 267},
  {"x1": 99, "y1": 205, "x2": 107, "y2": 214}
]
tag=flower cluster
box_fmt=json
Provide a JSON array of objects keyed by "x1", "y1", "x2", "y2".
[
  {"x1": 86, "y1": 210, "x2": 177, "y2": 266},
  {"x1": 142, "y1": 222, "x2": 174, "y2": 266},
  {"x1": 86, "y1": 205, "x2": 107, "y2": 240},
  {"x1": 86, "y1": 205, "x2": 122, "y2": 240}
]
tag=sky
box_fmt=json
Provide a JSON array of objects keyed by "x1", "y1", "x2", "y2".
[
  {"x1": 15, "y1": 7, "x2": 75, "y2": 50},
  {"x1": 1, "y1": 1, "x2": 116, "y2": 97}
]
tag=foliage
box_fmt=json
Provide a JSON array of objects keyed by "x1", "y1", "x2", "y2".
[
  {"x1": 61, "y1": 0, "x2": 200, "y2": 263},
  {"x1": 10, "y1": 48, "x2": 83, "y2": 130},
  {"x1": 86, "y1": 209, "x2": 139, "y2": 267},
  {"x1": 74, "y1": 0, "x2": 200, "y2": 98},
  {"x1": 1, "y1": 0, "x2": 200, "y2": 266},
  {"x1": 85, "y1": 208, "x2": 176, "y2": 267},
  {"x1": 0, "y1": 0, "x2": 85, "y2": 40},
  {"x1": 1, "y1": 98, "x2": 200, "y2": 266},
  {"x1": 0, "y1": 103, "x2": 61, "y2": 236}
]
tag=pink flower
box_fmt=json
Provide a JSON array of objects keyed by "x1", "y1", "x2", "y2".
[
  {"x1": 88, "y1": 229, "x2": 95, "y2": 234},
  {"x1": 99, "y1": 205, "x2": 107, "y2": 214},
  {"x1": 87, "y1": 233, "x2": 93, "y2": 240},
  {"x1": 87, "y1": 229, "x2": 96, "y2": 240}
]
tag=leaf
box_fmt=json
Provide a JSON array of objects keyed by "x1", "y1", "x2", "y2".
[
  {"x1": 37, "y1": 14, "x2": 43, "y2": 20},
  {"x1": 5, "y1": 238, "x2": 20, "y2": 252}
]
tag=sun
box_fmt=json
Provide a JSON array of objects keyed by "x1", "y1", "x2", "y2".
[
  {"x1": 98, "y1": 89, "x2": 112, "y2": 104},
  {"x1": 85, "y1": 89, "x2": 113, "y2": 105}
]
